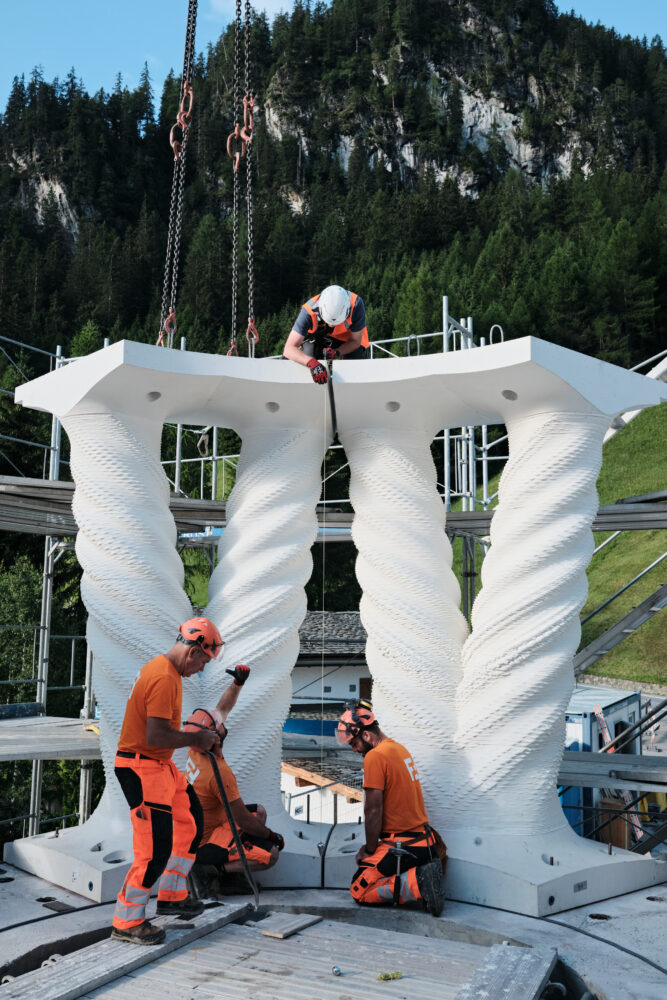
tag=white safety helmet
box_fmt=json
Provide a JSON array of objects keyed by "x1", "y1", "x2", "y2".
[{"x1": 319, "y1": 285, "x2": 351, "y2": 326}]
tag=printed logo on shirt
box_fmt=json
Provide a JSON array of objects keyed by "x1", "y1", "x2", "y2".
[
  {"x1": 184, "y1": 755, "x2": 200, "y2": 785},
  {"x1": 404, "y1": 756, "x2": 419, "y2": 782}
]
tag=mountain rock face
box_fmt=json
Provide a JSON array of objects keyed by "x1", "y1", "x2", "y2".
[{"x1": 259, "y1": 0, "x2": 642, "y2": 201}]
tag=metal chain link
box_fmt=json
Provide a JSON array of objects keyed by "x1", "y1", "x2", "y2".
[
  {"x1": 228, "y1": 0, "x2": 258, "y2": 357},
  {"x1": 228, "y1": 0, "x2": 242, "y2": 356},
  {"x1": 244, "y1": 0, "x2": 257, "y2": 358},
  {"x1": 158, "y1": 0, "x2": 198, "y2": 348}
]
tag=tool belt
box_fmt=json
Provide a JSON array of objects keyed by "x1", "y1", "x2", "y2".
[
  {"x1": 116, "y1": 750, "x2": 159, "y2": 761},
  {"x1": 381, "y1": 828, "x2": 434, "y2": 847}
]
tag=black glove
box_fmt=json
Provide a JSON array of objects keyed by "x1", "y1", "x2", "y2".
[
  {"x1": 307, "y1": 357, "x2": 327, "y2": 384},
  {"x1": 267, "y1": 830, "x2": 285, "y2": 851},
  {"x1": 323, "y1": 347, "x2": 339, "y2": 360},
  {"x1": 226, "y1": 664, "x2": 250, "y2": 686}
]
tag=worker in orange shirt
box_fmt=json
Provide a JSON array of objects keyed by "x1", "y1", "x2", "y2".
[
  {"x1": 111, "y1": 618, "x2": 223, "y2": 945},
  {"x1": 283, "y1": 285, "x2": 369, "y2": 384},
  {"x1": 183, "y1": 665, "x2": 284, "y2": 898},
  {"x1": 337, "y1": 701, "x2": 444, "y2": 916}
]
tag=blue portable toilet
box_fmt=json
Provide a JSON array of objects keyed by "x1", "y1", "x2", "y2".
[{"x1": 560, "y1": 685, "x2": 642, "y2": 837}]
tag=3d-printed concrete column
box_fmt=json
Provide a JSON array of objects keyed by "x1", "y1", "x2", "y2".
[
  {"x1": 11, "y1": 336, "x2": 667, "y2": 911},
  {"x1": 205, "y1": 427, "x2": 327, "y2": 817},
  {"x1": 454, "y1": 410, "x2": 609, "y2": 832},
  {"x1": 341, "y1": 425, "x2": 469, "y2": 826},
  {"x1": 62, "y1": 411, "x2": 192, "y2": 805}
]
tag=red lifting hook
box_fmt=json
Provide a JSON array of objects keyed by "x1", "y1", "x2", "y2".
[{"x1": 246, "y1": 318, "x2": 259, "y2": 345}]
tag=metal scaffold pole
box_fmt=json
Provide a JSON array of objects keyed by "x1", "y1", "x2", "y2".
[
  {"x1": 78, "y1": 645, "x2": 95, "y2": 825},
  {"x1": 30, "y1": 347, "x2": 62, "y2": 837}
]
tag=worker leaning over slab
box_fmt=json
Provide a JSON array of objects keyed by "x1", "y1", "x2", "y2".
[
  {"x1": 338, "y1": 701, "x2": 446, "y2": 916},
  {"x1": 111, "y1": 618, "x2": 223, "y2": 945},
  {"x1": 283, "y1": 284, "x2": 369, "y2": 384},
  {"x1": 184, "y1": 664, "x2": 284, "y2": 898}
]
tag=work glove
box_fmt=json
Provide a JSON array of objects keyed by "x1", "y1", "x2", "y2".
[
  {"x1": 226, "y1": 664, "x2": 250, "y2": 686},
  {"x1": 267, "y1": 830, "x2": 285, "y2": 851},
  {"x1": 307, "y1": 357, "x2": 328, "y2": 384},
  {"x1": 323, "y1": 347, "x2": 339, "y2": 361}
]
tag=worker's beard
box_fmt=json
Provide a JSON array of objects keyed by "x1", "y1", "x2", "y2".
[{"x1": 213, "y1": 724, "x2": 228, "y2": 758}]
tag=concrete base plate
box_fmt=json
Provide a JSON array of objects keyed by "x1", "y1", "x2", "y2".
[
  {"x1": 3, "y1": 794, "x2": 132, "y2": 902},
  {"x1": 442, "y1": 827, "x2": 667, "y2": 916}
]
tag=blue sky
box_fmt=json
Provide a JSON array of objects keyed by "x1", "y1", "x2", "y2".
[{"x1": 2, "y1": 1, "x2": 666, "y2": 113}]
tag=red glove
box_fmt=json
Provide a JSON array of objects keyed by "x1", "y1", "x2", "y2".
[
  {"x1": 267, "y1": 830, "x2": 285, "y2": 851},
  {"x1": 307, "y1": 358, "x2": 328, "y2": 384},
  {"x1": 225, "y1": 665, "x2": 250, "y2": 686},
  {"x1": 323, "y1": 347, "x2": 339, "y2": 360}
]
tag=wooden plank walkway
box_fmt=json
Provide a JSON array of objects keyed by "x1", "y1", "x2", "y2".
[
  {"x1": 5, "y1": 717, "x2": 666, "y2": 797},
  {"x1": 455, "y1": 943, "x2": 557, "y2": 1000},
  {"x1": 1, "y1": 901, "x2": 251, "y2": 1000},
  {"x1": 0, "y1": 716, "x2": 101, "y2": 762},
  {"x1": 78, "y1": 917, "x2": 487, "y2": 1000},
  {"x1": 3, "y1": 476, "x2": 666, "y2": 538}
]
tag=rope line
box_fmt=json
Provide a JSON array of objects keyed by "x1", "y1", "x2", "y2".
[{"x1": 320, "y1": 383, "x2": 327, "y2": 824}]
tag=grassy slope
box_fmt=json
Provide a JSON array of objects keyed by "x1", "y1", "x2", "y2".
[{"x1": 581, "y1": 401, "x2": 666, "y2": 684}]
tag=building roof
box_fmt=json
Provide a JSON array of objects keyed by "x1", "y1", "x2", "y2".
[{"x1": 299, "y1": 611, "x2": 366, "y2": 655}]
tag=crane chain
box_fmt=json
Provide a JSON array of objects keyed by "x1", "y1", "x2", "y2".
[
  {"x1": 228, "y1": 0, "x2": 242, "y2": 356},
  {"x1": 158, "y1": 0, "x2": 198, "y2": 349},
  {"x1": 245, "y1": 0, "x2": 258, "y2": 358},
  {"x1": 228, "y1": 0, "x2": 258, "y2": 357}
]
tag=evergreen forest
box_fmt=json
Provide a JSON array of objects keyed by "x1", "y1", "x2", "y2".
[{"x1": 1, "y1": 0, "x2": 666, "y2": 837}]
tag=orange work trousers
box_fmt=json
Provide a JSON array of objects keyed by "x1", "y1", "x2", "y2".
[
  {"x1": 350, "y1": 830, "x2": 436, "y2": 906},
  {"x1": 112, "y1": 753, "x2": 203, "y2": 930}
]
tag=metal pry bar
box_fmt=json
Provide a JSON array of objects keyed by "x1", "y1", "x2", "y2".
[{"x1": 205, "y1": 749, "x2": 260, "y2": 908}]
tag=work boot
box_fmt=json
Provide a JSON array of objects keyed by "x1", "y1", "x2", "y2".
[
  {"x1": 156, "y1": 895, "x2": 205, "y2": 917},
  {"x1": 187, "y1": 863, "x2": 218, "y2": 900},
  {"x1": 416, "y1": 859, "x2": 444, "y2": 917},
  {"x1": 110, "y1": 920, "x2": 166, "y2": 946}
]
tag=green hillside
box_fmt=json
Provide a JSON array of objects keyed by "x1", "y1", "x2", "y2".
[{"x1": 581, "y1": 401, "x2": 666, "y2": 685}]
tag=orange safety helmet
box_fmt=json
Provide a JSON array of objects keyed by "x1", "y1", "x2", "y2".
[
  {"x1": 336, "y1": 699, "x2": 376, "y2": 746},
  {"x1": 177, "y1": 617, "x2": 224, "y2": 659},
  {"x1": 182, "y1": 707, "x2": 226, "y2": 756}
]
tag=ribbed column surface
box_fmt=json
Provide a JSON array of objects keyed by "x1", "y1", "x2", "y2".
[
  {"x1": 342, "y1": 427, "x2": 469, "y2": 830},
  {"x1": 205, "y1": 428, "x2": 326, "y2": 814},
  {"x1": 62, "y1": 412, "x2": 192, "y2": 804},
  {"x1": 452, "y1": 411, "x2": 609, "y2": 833}
]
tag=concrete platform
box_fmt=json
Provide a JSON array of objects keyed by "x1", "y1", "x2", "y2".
[{"x1": 2, "y1": 865, "x2": 666, "y2": 1000}]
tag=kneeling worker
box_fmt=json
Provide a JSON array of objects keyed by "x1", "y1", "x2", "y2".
[
  {"x1": 283, "y1": 285, "x2": 368, "y2": 384},
  {"x1": 337, "y1": 701, "x2": 444, "y2": 916},
  {"x1": 112, "y1": 617, "x2": 223, "y2": 946},
  {"x1": 184, "y1": 665, "x2": 284, "y2": 896}
]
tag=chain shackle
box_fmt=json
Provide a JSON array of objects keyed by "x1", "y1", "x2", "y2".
[
  {"x1": 170, "y1": 80, "x2": 195, "y2": 161},
  {"x1": 226, "y1": 122, "x2": 246, "y2": 173}
]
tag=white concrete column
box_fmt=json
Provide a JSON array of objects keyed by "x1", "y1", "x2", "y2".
[
  {"x1": 341, "y1": 426, "x2": 469, "y2": 830},
  {"x1": 205, "y1": 427, "x2": 327, "y2": 816},
  {"x1": 453, "y1": 410, "x2": 608, "y2": 833},
  {"x1": 61, "y1": 411, "x2": 192, "y2": 803}
]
